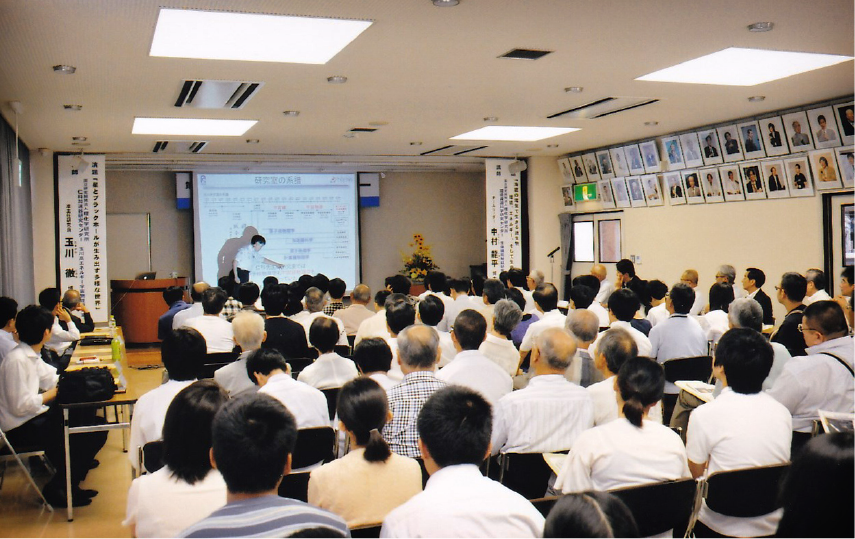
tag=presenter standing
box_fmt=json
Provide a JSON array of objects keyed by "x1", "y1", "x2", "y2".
[{"x1": 232, "y1": 235, "x2": 284, "y2": 285}]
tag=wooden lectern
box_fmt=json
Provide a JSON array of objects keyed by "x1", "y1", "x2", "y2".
[{"x1": 110, "y1": 277, "x2": 188, "y2": 344}]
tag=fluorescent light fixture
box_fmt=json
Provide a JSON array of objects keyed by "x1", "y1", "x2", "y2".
[
  {"x1": 132, "y1": 118, "x2": 256, "y2": 136},
  {"x1": 451, "y1": 126, "x2": 579, "y2": 142},
  {"x1": 637, "y1": 47, "x2": 853, "y2": 86},
  {"x1": 150, "y1": 9, "x2": 372, "y2": 64}
]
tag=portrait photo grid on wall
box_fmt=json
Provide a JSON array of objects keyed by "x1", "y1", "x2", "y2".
[
  {"x1": 699, "y1": 168, "x2": 724, "y2": 203},
  {"x1": 808, "y1": 106, "x2": 842, "y2": 150},
  {"x1": 760, "y1": 116, "x2": 790, "y2": 156},
  {"x1": 738, "y1": 120, "x2": 767, "y2": 160},
  {"x1": 662, "y1": 135, "x2": 685, "y2": 170},
  {"x1": 742, "y1": 162, "x2": 767, "y2": 200},
  {"x1": 783, "y1": 155, "x2": 814, "y2": 197},
  {"x1": 782, "y1": 110, "x2": 815, "y2": 151},
  {"x1": 762, "y1": 159, "x2": 789, "y2": 199},
  {"x1": 720, "y1": 165, "x2": 745, "y2": 202},
  {"x1": 718, "y1": 125, "x2": 745, "y2": 163},
  {"x1": 597, "y1": 150, "x2": 615, "y2": 179},
  {"x1": 570, "y1": 156, "x2": 588, "y2": 183},
  {"x1": 810, "y1": 148, "x2": 843, "y2": 190},
  {"x1": 583, "y1": 152, "x2": 601, "y2": 181},
  {"x1": 681, "y1": 170, "x2": 705, "y2": 204},
  {"x1": 663, "y1": 172, "x2": 686, "y2": 205},
  {"x1": 699, "y1": 129, "x2": 724, "y2": 166}
]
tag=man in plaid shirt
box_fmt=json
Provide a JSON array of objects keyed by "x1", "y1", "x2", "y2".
[
  {"x1": 323, "y1": 278, "x2": 347, "y2": 316},
  {"x1": 383, "y1": 324, "x2": 446, "y2": 458}
]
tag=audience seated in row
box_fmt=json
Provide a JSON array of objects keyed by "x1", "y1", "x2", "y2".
[
  {"x1": 213, "y1": 311, "x2": 264, "y2": 398},
  {"x1": 478, "y1": 298, "x2": 522, "y2": 376},
  {"x1": 172, "y1": 281, "x2": 209, "y2": 330},
  {"x1": 297, "y1": 317, "x2": 358, "y2": 390},
  {"x1": 184, "y1": 287, "x2": 234, "y2": 353},
  {"x1": 249, "y1": 348, "x2": 329, "y2": 429}
]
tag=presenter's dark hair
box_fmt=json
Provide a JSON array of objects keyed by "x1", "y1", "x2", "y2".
[
  {"x1": 709, "y1": 283, "x2": 735, "y2": 313},
  {"x1": 386, "y1": 295, "x2": 416, "y2": 334},
  {"x1": 570, "y1": 285, "x2": 597, "y2": 309},
  {"x1": 647, "y1": 280, "x2": 668, "y2": 301},
  {"x1": 309, "y1": 317, "x2": 339, "y2": 353},
  {"x1": 425, "y1": 271, "x2": 447, "y2": 293},
  {"x1": 617, "y1": 357, "x2": 665, "y2": 428},
  {"x1": 353, "y1": 338, "x2": 392, "y2": 374},
  {"x1": 250, "y1": 234, "x2": 265, "y2": 246},
  {"x1": 162, "y1": 286, "x2": 184, "y2": 306},
  {"x1": 201, "y1": 287, "x2": 228, "y2": 315},
  {"x1": 337, "y1": 378, "x2": 391, "y2": 463},
  {"x1": 608, "y1": 289, "x2": 640, "y2": 322},
  {"x1": 615, "y1": 258, "x2": 636, "y2": 278},
  {"x1": 212, "y1": 393, "x2": 297, "y2": 494},
  {"x1": 668, "y1": 283, "x2": 695, "y2": 314},
  {"x1": 533, "y1": 283, "x2": 559, "y2": 312},
  {"x1": 417, "y1": 386, "x2": 491, "y2": 467},
  {"x1": 0, "y1": 297, "x2": 18, "y2": 328},
  {"x1": 15, "y1": 305, "x2": 54, "y2": 345},
  {"x1": 161, "y1": 328, "x2": 207, "y2": 381},
  {"x1": 38, "y1": 287, "x2": 61, "y2": 310},
  {"x1": 544, "y1": 492, "x2": 640, "y2": 538},
  {"x1": 246, "y1": 348, "x2": 289, "y2": 385},
  {"x1": 328, "y1": 278, "x2": 346, "y2": 299},
  {"x1": 745, "y1": 267, "x2": 766, "y2": 288},
  {"x1": 162, "y1": 379, "x2": 228, "y2": 484},
  {"x1": 388, "y1": 274, "x2": 412, "y2": 295},
  {"x1": 482, "y1": 279, "x2": 505, "y2": 304},
  {"x1": 452, "y1": 309, "x2": 487, "y2": 350},
  {"x1": 804, "y1": 300, "x2": 849, "y2": 337},
  {"x1": 779, "y1": 272, "x2": 807, "y2": 302},
  {"x1": 238, "y1": 282, "x2": 260, "y2": 306},
  {"x1": 714, "y1": 328, "x2": 772, "y2": 394},
  {"x1": 261, "y1": 283, "x2": 288, "y2": 316},
  {"x1": 418, "y1": 294, "x2": 445, "y2": 327}
]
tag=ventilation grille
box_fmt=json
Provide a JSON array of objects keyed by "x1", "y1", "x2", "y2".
[
  {"x1": 152, "y1": 141, "x2": 208, "y2": 153},
  {"x1": 350, "y1": 127, "x2": 378, "y2": 133},
  {"x1": 548, "y1": 97, "x2": 659, "y2": 120},
  {"x1": 175, "y1": 80, "x2": 263, "y2": 109},
  {"x1": 421, "y1": 145, "x2": 489, "y2": 156},
  {"x1": 499, "y1": 48, "x2": 553, "y2": 60}
]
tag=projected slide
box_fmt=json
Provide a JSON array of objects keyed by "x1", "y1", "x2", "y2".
[{"x1": 194, "y1": 173, "x2": 359, "y2": 288}]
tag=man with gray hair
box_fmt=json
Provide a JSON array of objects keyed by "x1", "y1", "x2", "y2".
[
  {"x1": 214, "y1": 310, "x2": 265, "y2": 398},
  {"x1": 804, "y1": 268, "x2": 832, "y2": 305},
  {"x1": 565, "y1": 309, "x2": 602, "y2": 387},
  {"x1": 526, "y1": 269, "x2": 545, "y2": 293},
  {"x1": 292, "y1": 287, "x2": 347, "y2": 346},
  {"x1": 479, "y1": 299, "x2": 523, "y2": 376},
  {"x1": 383, "y1": 325, "x2": 447, "y2": 458},
  {"x1": 491, "y1": 327, "x2": 593, "y2": 455},
  {"x1": 333, "y1": 283, "x2": 373, "y2": 335},
  {"x1": 716, "y1": 264, "x2": 745, "y2": 298}
]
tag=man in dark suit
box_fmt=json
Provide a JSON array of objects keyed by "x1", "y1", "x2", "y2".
[
  {"x1": 767, "y1": 166, "x2": 785, "y2": 191},
  {"x1": 703, "y1": 135, "x2": 719, "y2": 158},
  {"x1": 724, "y1": 131, "x2": 740, "y2": 154},
  {"x1": 771, "y1": 272, "x2": 808, "y2": 357},
  {"x1": 767, "y1": 123, "x2": 783, "y2": 147},
  {"x1": 669, "y1": 179, "x2": 683, "y2": 198},
  {"x1": 742, "y1": 267, "x2": 774, "y2": 325}
]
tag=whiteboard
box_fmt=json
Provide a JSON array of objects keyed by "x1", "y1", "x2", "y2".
[{"x1": 107, "y1": 213, "x2": 151, "y2": 280}]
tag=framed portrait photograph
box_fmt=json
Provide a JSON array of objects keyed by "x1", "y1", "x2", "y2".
[
  {"x1": 639, "y1": 140, "x2": 661, "y2": 173},
  {"x1": 661, "y1": 135, "x2": 686, "y2": 170},
  {"x1": 738, "y1": 120, "x2": 767, "y2": 159},
  {"x1": 681, "y1": 170, "x2": 705, "y2": 204},
  {"x1": 699, "y1": 167, "x2": 724, "y2": 203},
  {"x1": 762, "y1": 159, "x2": 789, "y2": 198},
  {"x1": 807, "y1": 106, "x2": 841, "y2": 150},
  {"x1": 598, "y1": 178, "x2": 616, "y2": 209},
  {"x1": 834, "y1": 101, "x2": 854, "y2": 146},
  {"x1": 611, "y1": 177, "x2": 631, "y2": 208},
  {"x1": 759, "y1": 116, "x2": 790, "y2": 157},
  {"x1": 663, "y1": 171, "x2": 686, "y2": 205},
  {"x1": 719, "y1": 165, "x2": 745, "y2": 201},
  {"x1": 609, "y1": 147, "x2": 630, "y2": 177},
  {"x1": 783, "y1": 155, "x2": 814, "y2": 197},
  {"x1": 741, "y1": 162, "x2": 767, "y2": 200},
  {"x1": 558, "y1": 158, "x2": 575, "y2": 183},
  {"x1": 782, "y1": 111, "x2": 814, "y2": 152},
  {"x1": 582, "y1": 152, "x2": 601, "y2": 181},
  {"x1": 679, "y1": 132, "x2": 704, "y2": 168},
  {"x1": 809, "y1": 148, "x2": 843, "y2": 190},
  {"x1": 561, "y1": 184, "x2": 575, "y2": 208},
  {"x1": 835, "y1": 147, "x2": 854, "y2": 188},
  {"x1": 717, "y1": 125, "x2": 744, "y2": 162},
  {"x1": 641, "y1": 174, "x2": 663, "y2": 207},
  {"x1": 596, "y1": 150, "x2": 615, "y2": 179},
  {"x1": 624, "y1": 144, "x2": 646, "y2": 175},
  {"x1": 570, "y1": 156, "x2": 588, "y2": 183},
  {"x1": 626, "y1": 176, "x2": 647, "y2": 207},
  {"x1": 699, "y1": 129, "x2": 724, "y2": 166}
]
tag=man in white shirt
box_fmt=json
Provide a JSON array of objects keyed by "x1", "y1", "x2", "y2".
[
  {"x1": 354, "y1": 290, "x2": 392, "y2": 344},
  {"x1": 172, "y1": 282, "x2": 210, "y2": 329},
  {"x1": 645, "y1": 280, "x2": 670, "y2": 327},
  {"x1": 418, "y1": 271, "x2": 455, "y2": 331},
  {"x1": 381, "y1": 386, "x2": 544, "y2": 538},
  {"x1": 478, "y1": 279, "x2": 505, "y2": 334},
  {"x1": 565, "y1": 309, "x2": 602, "y2": 387},
  {"x1": 294, "y1": 287, "x2": 348, "y2": 347},
  {"x1": 445, "y1": 277, "x2": 475, "y2": 330},
  {"x1": 214, "y1": 311, "x2": 265, "y2": 398},
  {"x1": 417, "y1": 295, "x2": 456, "y2": 368},
  {"x1": 687, "y1": 329, "x2": 792, "y2": 538},
  {"x1": 591, "y1": 264, "x2": 615, "y2": 305},
  {"x1": 506, "y1": 268, "x2": 535, "y2": 313},
  {"x1": 590, "y1": 289, "x2": 652, "y2": 358},
  {"x1": 247, "y1": 348, "x2": 330, "y2": 429},
  {"x1": 649, "y1": 283, "x2": 708, "y2": 394},
  {"x1": 680, "y1": 269, "x2": 707, "y2": 316},
  {"x1": 437, "y1": 309, "x2": 512, "y2": 405},
  {"x1": 492, "y1": 327, "x2": 593, "y2": 454},
  {"x1": 0, "y1": 297, "x2": 18, "y2": 360},
  {"x1": 715, "y1": 264, "x2": 746, "y2": 299},
  {"x1": 804, "y1": 268, "x2": 832, "y2": 305},
  {"x1": 570, "y1": 280, "x2": 609, "y2": 328},
  {"x1": 298, "y1": 317, "x2": 358, "y2": 390},
  {"x1": 526, "y1": 269, "x2": 545, "y2": 297},
  {"x1": 38, "y1": 287, "x2": 79, "y2": 357},
  {"x1": 384, "y1": 294, "x2": 416, "y2": 381},
  {"x1": 185, "y1": 287, "x2": 235, "y2": 353},
  {"x1": 519, "y1": 283, "x2": 566, "y2": 365},
  {"x1": 479, "y1": 299, "x2": 522, "y2": 376},
  {"x1": 333, "y1": 284, "x2": 374, "y2": 336},
  {"x1": 129, "y1": 327, "x2": 206, "y2": 472},
  {"x1": 353, "y1": 337, "x2": 397, "y2": 391}
]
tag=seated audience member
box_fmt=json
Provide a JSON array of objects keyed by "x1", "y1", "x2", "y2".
[
  {"x1": 185, "y1": 287, "x2": 235, "y2": 353},
  {"x1": 565, "y1": 309, "x2": 601, "y2": 387},
  {"x1": 383, "y1": 325, "x2": 446, "y2": 458},
  {"x1": 768, "y1": 301, "x2": 853, "y2": 451},
  {"x1": 0, "y1": 305, "x2": 106, "y2": 507},
  {"x1": 742, "y1": 267, "x2": 774, "y2": 325},
  {"x1": 334, "y1": 284, "x2": 373, "y2": 335},
  {"x1": 446, "y1": 277, "x2": 476, "y2": 330},
  {"x1": 381, "y1": 386, "x2": 545, "y2": 537},
  {"x1": 260, "y1": 284, "x2": 310, "y2": 360},
  {"x1": 354, "y1": 289, "x2": 392, "y2": 344},
  {"x1": 648, "y1": 283, "x2": 707, "y2": 394},
  {"x1": 419, "y1": 271, "x2": 454, "y2": 330},
  {"x1": 130, "y1": 328, "x2": 206, "y2": 471},
  {"x1": 311, "y1": 273, "x2": 331, "y2": 295},
  {"x1": 772, "y1": 272, "x2": 808, "y2": 357},
  {"x1": 687, "y1": 329, "x2": 792, "y2": 538},
  {"x1": 776, "y1": 432, "x2": 854, "y2": 539},
  {"x1": 492, "y1": 328, "x2": 593, "y2": 455},
  {"x1": 615, "y1": 258, "x2": 651, "y2": 313},
  {"x1": 385, "y1": 294, "x2": 416, "y2": 380},
  {"x1": 0, "y1": 296, "x2": 18, "y2": 359},
  {"x1": 698, "y1": 282, "x2": 734, "y2": 343},
  {"x1": 680, "y1": 269, "x2": 706, "y2": 316},
  {"x1": 556, "y1": 357, "x2": 689, "y2": 494},
  {"x1": 179, "y1": 394, "x2": 349, "y2": 537},
  {"x1": 479, "y1": 278, "x2": 506, "y2": 333},
  {"x1": 417, "y1": 294, "x2": 456, "y2": 368},
  {"x1": 124, "y1": 380, "x2": 229, "y2": 538},
  {"x1": 323, "y1": 278, "x2": 347, "y2": 316},
  {"x1": 354, "y1": 338, "x2": 396, "y2": 390},
  {"x1": 591, "y1": 264, "x2": 615, "y2": 306},
  {"x1": 804, "y1": 268, "x2": 832, "y2": 305},
  {"x1": 507, "y1": 268, "x2": 535, "y2": 312},
  {"x1": 576, "y1": 275, "x2": 610, "y2": 326},
  {"x1": 715, "y1": 264, "x2": 745, "y2": 298},
  {"x1": 293, "y1": 287, "x2": 348, "y2": 346},
  {"x1": 260, "y1": 276, "x2": 278, "y2": 301},
  {"x1": 519, "y1": 283, "x2": 566, "y2": 363},
  {"x1": 507, "y1": 288, "x2": 538, "y2": 349},
  {"x1": 834, "y1": 267, "x2": 854, "y2": 328},
  {"x1": 219, "y1": 276, "x2": 243, "y2": 321},
  {"x1": 248, "y1": 348, "x2": 329, "y2": 429},
  {"x1": 591, "y1": 289, "x2": 652, "y2": 358},
  {"x1": 172, "y1": 282, "x2": 210, "y2": 329},
  {"x1": 237, "y1": 282, "x2": 264, "y2": 316},
  {"x1": 309, "y1": 378, "x2": 422, "y2": 527},
  {"x1": 543, "y1": 492, "x2": 639, "y2": 538},
  {"x1": 214, "y1": 311, "x2": 265, "y2": 398},
  {"x1": 298, "y1": 317, "x2": 358, "y2": 390},
  {"x1": 645, "y1": 280, "x2": 669, "y2": 327},
  {"x1": 387, "y1": 274, "x2": 412, "y2": 296},
  {"x1": 38, "y1": 287, "x2": 79, "y2": 357},
  {"x1": 61, "y1": 288, "x2": 95, "y2": 333},
  {"x1": 158, "y1": 286, "x2": 189, "y2": 341},
  {"x1": 437, "y1": 309, "x2": 512, "y2": 405},
  {"x1": 479, "y1": 299, "x2": 522, "y2": 376},
  {"x1": 526, "y1": 269, "x2": 545, "y2": 297},
  {"x1": 571, "y1": 280, "x2": 609, "y2": 328}
]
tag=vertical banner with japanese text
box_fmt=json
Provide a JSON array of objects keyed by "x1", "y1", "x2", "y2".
[
  {"x1": 485, "y1": 158, "x2": 522, "y2": 278},
  {"x1": 57, "y1": 154, "x2": 108, "y2": 322}
]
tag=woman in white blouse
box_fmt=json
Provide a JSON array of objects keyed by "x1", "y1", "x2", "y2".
[
  {"x1": 479, "y1": 299, "x2": 523, "y2": 376},
  {"x1": 699, "y1": 283, "x2": 734, "y2": 344},
  {"x1": 124, "y1": 380, "x2": 229, "y2": 538}
]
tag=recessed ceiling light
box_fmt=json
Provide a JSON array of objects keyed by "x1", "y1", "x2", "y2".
[
  {"x1": 282, "y1": 110, "x2": 300, "y2": 117},
  {"x1": 72, "y1": 136, "x2": 88, "y2": 142},
  {"x1": 150, "y1": 9, "x2": 372, "y2": 65},
  {"x1": 432, "y1": 0, "x2": 460, "y2": 6},
  {"x1": 483, "y1": 117, "x2": 499, "y2": 122},
  {"x1": 451, "y1": 126, "x2": 580, "y2": 142},
  {"x1": 327, "y1": 76, "x2": 348, "y2": 84},
  {"x1": 636, "y1": 47, "x2": 853, "y2": 86},
  {"x1": 246, "y1": 139, "x2": 260, "y2": 144},
  {"x1": 369, "y1": 121, "x2": 389, "y2": 126},
  {"x1": 63, "y1": 104, "x2": 83, "y2": 111},
  {"x1": 410, "y1": 141, "x2": 423, "y2": 146},
  {"x1": 53, "y1": 64, "x2": 76, "y2": 74},
  {"x1": 564, "y1": 86, "x2": 584, "y2": 93},
  {"x1": 132, "y1": 118, "x2": 257, "y2": 136},
  {"x1": 644, "y1": 121, "x2": 659, "y2": 126},
  {"x1": 748, "y1": 95, "x2": 766, "y2": 102},
  {"x1": 748, "y1": 22, "x2": 774, "y2": 32}
]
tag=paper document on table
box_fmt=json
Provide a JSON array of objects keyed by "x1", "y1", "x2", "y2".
[
  {"x1": 818, "y1": 410, "x2": 854, "y2": 433},
  {"x1": 675, "y1": 380, "x2": 715, "y2": 403},
  {"x1": 543, "y1": 452, "x2": 568, "y2": 476}
]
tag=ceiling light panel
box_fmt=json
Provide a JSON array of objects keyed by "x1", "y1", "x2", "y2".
[
  {"x1": 451, "y1": 126, "x2": 579, "y2": 142},
  {"x1": 150, "y1": 9, "x2": 373, "y2": 64},
  {"x1": 132, "y1": 118, "x2": 256, "y2": 136},
  {"x1": 637, "y1": 47, "x2": 853, "y2": 86}
]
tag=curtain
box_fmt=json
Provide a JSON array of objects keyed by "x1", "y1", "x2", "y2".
[
  {"x1": 0, "y1": 114, "x2": 35, "y2": 304},
  {"x1": 558, "y1": 212, "x2": 573, "y2": 300}
]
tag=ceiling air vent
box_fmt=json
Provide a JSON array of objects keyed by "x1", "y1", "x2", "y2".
[
  {"x1": 174, "y1": 80, "x2": 263, "y2": 109},
  {"x1": 548, "y1": 97, "x2": 659, "y2": 120},
  {"x1": 350, "y1": 127, "x2": 378, "y2": 132},
  {"x1": 499, "y1": 48, "x2": 553, "y2": 60},
  {"x1": 421, "y1": 145, "x2": 489, "y2": 156},
  {"x1": 152, "y1": 141, "x2": 208, "y2": 153}
]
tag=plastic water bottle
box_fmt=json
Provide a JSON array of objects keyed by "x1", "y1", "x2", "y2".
[
  {"x1": 111, "y1": 334, "x2": 121, "y2": 363},
  {"x1": 108, "y1": 315, "x2": 117, "y2": 338}
]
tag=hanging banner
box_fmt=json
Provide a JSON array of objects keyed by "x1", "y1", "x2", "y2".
[
  {"x1": 57, "y1": 154, "x2": 108, "y2": 323},
  {"x1": 485, "y1": 158, "x2": 522, "y2": 278}
]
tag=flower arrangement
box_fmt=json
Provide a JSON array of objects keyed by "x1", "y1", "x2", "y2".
[{"x1": 401, "y1": 233, "x2": 439, "y2": 281}]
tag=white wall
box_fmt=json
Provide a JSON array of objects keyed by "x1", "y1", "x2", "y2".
[{"x1": 526, "y1": 156, "x2": 565, "y2": 291}]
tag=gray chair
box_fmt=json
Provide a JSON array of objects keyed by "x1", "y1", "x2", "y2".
[{"x1": 0, "y1": 426, "x2": 54, "y2": 511}]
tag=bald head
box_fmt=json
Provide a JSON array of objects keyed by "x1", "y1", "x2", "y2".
[
  {"x1": 534, "y1": 327, "x2": 577, "y2": 372},
  {"x1": 591, "y1": 264, "x2": 607, "y2": 281},
  {"x1": 191, "y1": 281, "x2": 210, "y2": 302},
  {"x1": 565, "y1": 309, "x2": 600, "y2": 345},
  {"x1": 397, "y1": 325, "x2": 440, "y2": 370},
  {"x1": 350, "y1": 284, "x2": 371, "y2": 304}
]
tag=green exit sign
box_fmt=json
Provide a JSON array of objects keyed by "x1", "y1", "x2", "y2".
[{"x1": 574, "y1": 182, "x2": 598, "y2": 201}]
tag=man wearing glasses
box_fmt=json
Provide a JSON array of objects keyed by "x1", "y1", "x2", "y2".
[{"x1": 771, "y1": 273, "x2": 808, "y2": 357}]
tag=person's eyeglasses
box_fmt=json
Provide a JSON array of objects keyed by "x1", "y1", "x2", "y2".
[
  {"x1": 774, "y1": 286, "x2": 781, "y2": 291},
  {"x1": 797, "y1": 324, "x2": 820, "y2": 335}
]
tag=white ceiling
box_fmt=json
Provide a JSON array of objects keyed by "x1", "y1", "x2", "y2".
[{"x1": 0, "y1": 0, "x2": 852, "y2": 172}]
